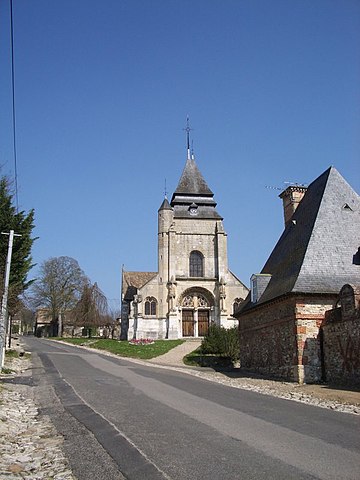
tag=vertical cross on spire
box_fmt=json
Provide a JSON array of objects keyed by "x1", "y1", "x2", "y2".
[{"x1": 183, "y1": 116, "x2": 192, "y2": 160}]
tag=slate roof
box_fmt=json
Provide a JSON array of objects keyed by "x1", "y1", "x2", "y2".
[
  {"x1": 122, "y1": 271, "x2": 157, "y2": 301},
  {"x1": 241, "y1": 166, "x2": 360, "y2": 311},
  {"x1": 172, "y1": 157, "x2": 214, "y2": 197},
  {"x1": 170, "y1": 156, "x2": 222, "y2": 220},
  {"x1": 158, "y1": 197, "x2": 172, "y2": 211}
]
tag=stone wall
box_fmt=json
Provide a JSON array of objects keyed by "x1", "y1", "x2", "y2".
[
  {"x1": 322, "y1": 284, "x2": 360, "y2": 386},
  {"x1": 239, "y1": 294, "x2": 336, "y2": 383},
  {"x1": 239, "y1": 297, "x2": 297, "y2": 381}
]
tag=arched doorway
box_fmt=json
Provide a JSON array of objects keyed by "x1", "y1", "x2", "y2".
[{"x1": 179, "y1": 288, "x2": 213, "y2": 337}]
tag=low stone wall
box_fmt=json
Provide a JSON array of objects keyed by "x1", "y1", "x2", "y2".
[{"x1": 129, "y1": 316, "x2": 167, "y2": 340}]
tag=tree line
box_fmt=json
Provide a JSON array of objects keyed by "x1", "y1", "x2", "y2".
[{"x1": 32, "y1": 256, "x2": 116, "y2": 336}]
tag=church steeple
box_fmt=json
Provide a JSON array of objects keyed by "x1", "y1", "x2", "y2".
[
  {"x1": 172, "y1": 117, "x2": 214, "y2": 198},
  {"x1": 172, "y1": 156, "x2": 214, "y2": 197},
  {"x1": 170, "y1": 121, "x2": 222, "y2": 220}
]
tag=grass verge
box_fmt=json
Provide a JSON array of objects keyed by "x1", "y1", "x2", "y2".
[
  {"x1": 184, "y1": 347, "x2": 234, "y2": 369},
  {"x1": 5, "y1": 349, "x2": 19, "y2": 358},
  {"x1": 52, "y1": 338, "x2": 185, "y2": 360},
  {"x1": 1, "y1": 367, "x2": 14, "y2": 374}
]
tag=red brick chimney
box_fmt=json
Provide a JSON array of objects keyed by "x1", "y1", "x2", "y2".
[{"x1": 279, "y1": 185, "x2": 307, "y2": 227}]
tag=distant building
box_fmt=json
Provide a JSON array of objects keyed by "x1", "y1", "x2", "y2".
[
  {"x1": 34, "y1": 308, "x2": 115, "y2": 338},
  {"x1": 34, "y1": 308, "x2": 55, "y2": 337},
  {"x1": 121, "y1": 145, "x2": 248, "y2": 340},
  {"x1": 235, "y1": 167, "x2": 360, "y2": 384}
]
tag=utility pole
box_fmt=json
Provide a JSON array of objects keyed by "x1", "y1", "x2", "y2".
[{"x1": 0, "y1": 230, "x2": 21, "y2": 368}]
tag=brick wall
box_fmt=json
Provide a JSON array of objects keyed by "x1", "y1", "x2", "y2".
[{"x1": 294, "y1": 297, "x2": 334, "y2": 383}]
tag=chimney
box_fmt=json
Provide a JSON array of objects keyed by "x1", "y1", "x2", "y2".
[{"x1": 279, "y1": 185, "x2": 307, "y2": 227}]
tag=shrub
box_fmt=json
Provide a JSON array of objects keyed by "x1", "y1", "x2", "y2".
[{"x1": 201, "y1": 324, "x2": 240, "y2": 363}]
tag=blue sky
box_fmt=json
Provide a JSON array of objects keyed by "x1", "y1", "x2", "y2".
[{"x1": 0, "y1": 0, "x2": 359, "y2": 305}]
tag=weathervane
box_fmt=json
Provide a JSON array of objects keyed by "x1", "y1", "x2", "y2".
[{"x1": 183, "y1": 116, "x2": 193, "y2": 160}]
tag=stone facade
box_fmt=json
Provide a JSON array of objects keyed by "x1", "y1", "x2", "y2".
[
  {"x1": 322, "y1": 284, "x2": 360, "y2": 386},
  {"x1": 122, "y1": 152, "x2": 248, "y2": 340}
]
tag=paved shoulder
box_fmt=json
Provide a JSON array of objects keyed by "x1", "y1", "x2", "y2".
[{"x1": 148, "y1": 340, "x2": 201, "y2": 366}]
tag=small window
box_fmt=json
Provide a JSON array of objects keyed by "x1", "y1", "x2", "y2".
[
  {"x1": 233, "y1": 298, "x2": 244, "y2": 315},
  {"x1": 144, "y1": 297, "x2": 157, "y2": 316},
  {"x1": 190, "y1": 251, "x2": 204, "y2": 277}
]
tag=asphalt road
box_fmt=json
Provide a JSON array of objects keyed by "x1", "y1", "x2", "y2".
[{"x1": 23, "y1": 337, "x2": 360, "y2": 480}]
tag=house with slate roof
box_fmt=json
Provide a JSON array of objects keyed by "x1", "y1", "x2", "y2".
[
  {"x1": 121, "y1": 140, "x2": 248, "y2": 340},
  {"x1": 235, "y1": 166, "x2": 360, "y2": 384}
]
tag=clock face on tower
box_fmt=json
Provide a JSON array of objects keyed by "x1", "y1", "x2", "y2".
[{"x1": 189, "y1": 206, "x2": 198, "y2": 215}]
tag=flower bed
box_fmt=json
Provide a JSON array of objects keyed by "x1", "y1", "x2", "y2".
[{"x1": 129, "y1": 338, "x2": 155, "y2": 346}]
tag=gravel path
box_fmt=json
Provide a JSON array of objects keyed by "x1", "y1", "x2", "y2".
[{"x1": 0, "y1": 354, "x2": 76, "y2": 480}]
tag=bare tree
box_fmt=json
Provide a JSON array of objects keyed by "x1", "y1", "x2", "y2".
[{"x1": 31, "y1": 256, "x2": 87, "y2": 335}]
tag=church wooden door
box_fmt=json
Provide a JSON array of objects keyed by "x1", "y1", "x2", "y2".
[
  {"x1": 198, "y1": 310, "x2": 209, "y2": 336},
  {"x1": 182, "y1": 310, "x2": 194, "y2": 337}
]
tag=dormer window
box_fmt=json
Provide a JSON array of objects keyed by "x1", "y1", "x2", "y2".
[{"x1": 342, "y1": 203, "x2": 353, "y2": 211}]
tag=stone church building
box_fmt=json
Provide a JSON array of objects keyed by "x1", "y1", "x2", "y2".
[{"x1": 121, "y1": 147, "x2": 248, "y2": 340}]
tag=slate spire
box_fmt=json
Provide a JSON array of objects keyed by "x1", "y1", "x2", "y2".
[
  {"x1": 158, "y1": 196, "x2": 172, "y2": 211},
  {"x1": 172, "y1": 156, "x2": 214, "y2": 197},
  {"x1": 170, "y1": 125, "x2": 222, "y2": 219}
]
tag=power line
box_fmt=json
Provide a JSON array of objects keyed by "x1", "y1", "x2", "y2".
[{"x1": 9, "y1": 0, "x2": 19, "y2": 211}]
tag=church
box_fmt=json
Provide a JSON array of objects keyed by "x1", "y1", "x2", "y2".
[{"x1": 121, "y1": 137, "x2": 248, "y2": 340}]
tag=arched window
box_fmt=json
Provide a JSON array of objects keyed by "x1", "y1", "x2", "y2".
[
  {"x1": 144, "y1": 297, "x2": 157, "y2": 316},
  {"x1": 189, "y1": 251, "x2": 204, "y2": 277},
  {"x1": 233, "y1": 298, "x2": 244, "y2": 315}
]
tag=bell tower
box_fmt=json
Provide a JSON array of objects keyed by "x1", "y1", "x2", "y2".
[{"x1": 158, "y1": 196, "x2": 173, "y2": 284}]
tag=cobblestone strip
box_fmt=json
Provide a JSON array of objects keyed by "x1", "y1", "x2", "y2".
[{"x1": 0, "y1": 355, "x2": 76, "y2": 480}]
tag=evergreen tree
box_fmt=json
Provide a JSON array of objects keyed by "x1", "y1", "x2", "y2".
[
  {"x1": 73, "y1": 282, "x2": 109, "y2": 336},
  {"x1": 0, "y1": 176, "x2": 36, "y2": 315}
]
